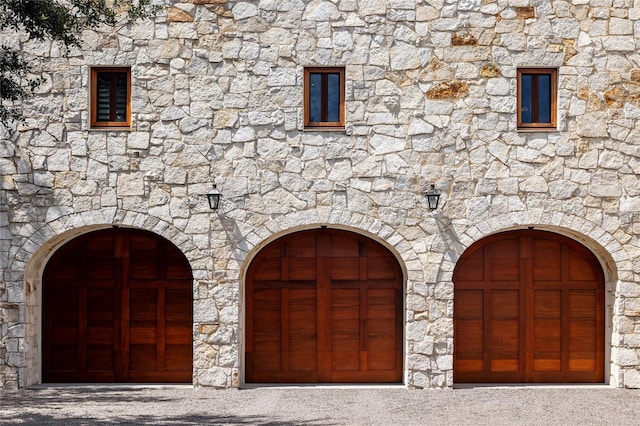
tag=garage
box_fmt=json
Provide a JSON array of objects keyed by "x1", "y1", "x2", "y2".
[
  {"x1": 43, "y1": 228, "x2": 193, "y2": 383},
  {"x1": 453, "y1": 230, "x2": 604, "y2": 383},
  {"x1": 245, "y1": 228, "x2": 403, "y2": 383}
]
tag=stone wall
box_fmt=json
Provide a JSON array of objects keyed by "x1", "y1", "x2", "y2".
[{"x1": 2, "y1": 0, "x2": 640, "y2": 388}]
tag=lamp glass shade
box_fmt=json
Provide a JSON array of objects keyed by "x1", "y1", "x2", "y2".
[
  {"x1": 207, "y1": 186, "x2": 222, "y2": 210},
  {"x1": 426, "y1": 185, "x2": 441, "y2": 210}
]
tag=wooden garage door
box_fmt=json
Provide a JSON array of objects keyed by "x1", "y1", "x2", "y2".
[
  {"x1": 454, "y1": 230, "x2": 604, "y2": 383},
  {"x1": 246, "y1": 228, "x2": 403, "y2": 383},
  {"x1": 43, "y1": 228, "x2": 193, "y2": 383}
]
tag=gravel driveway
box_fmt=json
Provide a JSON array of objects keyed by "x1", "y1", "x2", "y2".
[{"x1": 1, "y1": 385, "x2": 639, "y2": 425}]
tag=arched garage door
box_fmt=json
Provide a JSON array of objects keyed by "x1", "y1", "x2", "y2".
[
  {"x1": 453, "y1": 230, "x2": 604, "y2": 383},
  {"x1": 43, "y1": 228, "x2": 193, "y2": 383},
  {"x1": 246, "y1": 228, "x2": 403, "y2": 383}
]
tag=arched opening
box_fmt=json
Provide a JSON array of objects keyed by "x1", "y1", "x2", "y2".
[
  {"x1": 245, "y1": 228, "x2": 403, "y2": 383},
  {"x1": 453, "y1": 229, "x2": 605, "y2": 383},
  {"x1": 42, "y1": 228, "x2": 193, "y2": 383}
]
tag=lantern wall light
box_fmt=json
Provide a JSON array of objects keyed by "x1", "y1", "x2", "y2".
[
  {"x1": 426, "y1": 184, "x2": 441, "y2": 210},
  {"x1": 207, "y1": 184, "x2": 222, "y2": 210}
]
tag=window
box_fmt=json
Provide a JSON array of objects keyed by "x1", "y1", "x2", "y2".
[
  {"x1": 91, "y1": 67, "x2": 131, "y2": 127},
  {"x1": 304, "y1": 67, "x2": 345, "y2": 129},
  {"x1": 517, "y1": 68, "x2": 557, "y2": 130}
]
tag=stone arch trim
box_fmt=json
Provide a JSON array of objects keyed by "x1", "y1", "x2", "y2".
[
  {"x1": 443, "y1": 211, "x2": 628, "y2": 284},
  {"x1": 15, "y1": 211, "x2": 207, "y2": 387},
  {"x1": 442, "y1": 211, "x2": 632, "y2": 387},
  {"x1": 233, "y1": 215, "x2": 432, "y2": 387},
  {"x1": 19, "y1": 212, "x2": 206, "y2": 280},
  {"x1": 233, "y1": 216, "x2": 425, "y2": 285}
]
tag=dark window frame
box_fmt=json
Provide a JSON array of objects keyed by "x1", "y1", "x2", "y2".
[
  {"x1": 517, "y1": 68, "x2": 558, "y2": 130},
  {"x1": 303, "y1": 67, "x2": 345, "y2": 129},
  {"x1": 90, "y1": 67, "x2": 131, "y2": 128}
]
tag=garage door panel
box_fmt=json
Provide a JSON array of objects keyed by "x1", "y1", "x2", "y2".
[
  {"x1": 368, "y1": 351, "x2": 396, "y2": 370},
  {"x1": 568, "y1": 249, "x2": 597, "y2": 281},
  {"x1": 534, "y1": 320, "x2": 561, "y2": 351},
  {"x1": 50, "y1": 349, "x2": 78, "y2": 371},
  {"x1": 456, "y1": 359, "x2": 483, "y2": 372},
  {"x1": 287, "y1": 238, "x2": 317, "y2": 257},
  {"x1": 532, "y1": 357, "x2": 561, "y2": 372},
  {"x1": 454, "y1": 230, "x2": 604, "y2": 384},
  {"x1": 455, "y1": 290, "x2": 483, "y2": 319},
  {"x1": 534, "y1": 290, "x2": 561, "y2": 317},
  {"x1": 454, "y1": 249, "x2": 484, "y2": 282},
  {"x1": 332, "y1": 351, "x2": 360, "y2": 371},
  {"x1": 569, "y1": 291, "x2": 597, "y2": 317},
  {"x1": 332, "y1": 289, "x2": 359, "y2": 320},
  {"x1": 490, "y1": 357, "x2": 519, "y2": 373},
  {"x1": 488, "y1": 238, "x2": 520, "y2": 281},
  {"x1": 532, "y1": 239, "x2": 562, "y2": 281},
  {"x1": 51, "y1": 327, "x2": 78, "y2": 345},
  {"x1": 569, "y1": 321, "x2": 597, "y2": 351},
  {"x1": 569, "y1": 353, "x2": 597, "y2": 371},
  {"x1": 248, "y1": 352, "x2": 281, "y2": 372},
  {"x1": 43, "y1": 229, "x2": 193, "y2": 383},
  {"x1": 252, "y1": 258, "x2": 282, "y2": 280},
  {"x1": 288, "y1": 257, "x2": 317, "y2": 280},
  {"x1": 455, "y1": 320, "x2": 483, "y2": 355},
  {"x1": 367, "y1": 259, "x2": 397, "y2": 280},
  {"x1": 86, "y1": 348, "x2": 114, "y2": 370},
  {"x1": 129, "y1": 345, "x2": 157, "y2": 371},
  {"x1": 328, "y1": 236, "x2": 359, "y2": 257},
  {"x1": 491, "y1": 290, "x2": 519, "y2": 319},
  {"x1": 247, "y1": 229, "x2": 402, "y2": 383},
  {"x1": 490, "y1": 320, "x2": 519, "y2": 351},
  {"x1": 331, "y1": 257, "x2": 360, "y2": 280},
  {"x1": 165, "y1": 324, "x2": 192, "y2": 344},
  {"x1": 87, "y1": 327, "x2": 116, "y2": 345},
  {"x1": 165, "y1": 344, "x2": 193, "y2": 371},
  {"x1": 288, "y1": 352, "x2": 318, "y2": 371}
]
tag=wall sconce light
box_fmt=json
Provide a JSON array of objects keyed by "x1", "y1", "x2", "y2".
[
  {"x1": 207, "y1": 184, "x2": 222, "y2": 210},
  {"x1": 426, "y1": 184, "x2": 441, "y2": 210}
]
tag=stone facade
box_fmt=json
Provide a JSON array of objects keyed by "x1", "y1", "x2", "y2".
[{"x1": 2, "y1": 0, "x2": 640, "y2": 389}]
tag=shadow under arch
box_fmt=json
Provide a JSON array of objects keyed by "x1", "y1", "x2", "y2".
[
  {"x1": 237, "y1": 223, "x2": 412, "y2": 386},
  {"x1": 21, "y1": 222, "x2": 200, "y2": 387}
]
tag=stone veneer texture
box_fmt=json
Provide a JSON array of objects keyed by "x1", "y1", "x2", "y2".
[{"x1": 1, "y1": 0, "x2": 640, "y2": 389}]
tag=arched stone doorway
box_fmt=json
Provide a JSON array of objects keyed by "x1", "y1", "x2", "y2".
[
  {"x1": 42, "y1": 228, "x2": 193, "y2": 383},
  {"x1": 453, "y1": 229, "x2": 605, "y2": 383},
  {"x1": 245, "y1": 228, "x2": 403, "y2": 383}
]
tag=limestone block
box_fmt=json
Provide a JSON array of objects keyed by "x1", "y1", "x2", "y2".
[
  {"x1": 232, "y1": 2, "x2": 258, "y2": 20},
  {"x1": 549, "y1": 180, "x2": 578, "y2": 199},
  {"x1": 623, "y1": 368, "x2": 640, "y2": 388},
  {"x1": 614, "y1": 347, "x2": 640, "y2": 366},
  {"x1": 196, "y1": 367, "x2": 229, "y2": 387},
  {"x1": 148, "y1": 39, "x2": 181, "y2": 59},
  {"x1": 116, "y1": 173, "x2": 144, "y2": 196},
  {"x1": 370, "y1": 134, "x2": 406, "y2": 154},
  {"x1": 47, "y1": 150, "x2": 70, "y2": 172},
  {"x1": 577, "y1": 113, "x2": 609, "y2": 137},
  {"x1": 603, "y1": 36, "x2": 636, "y2": 51},
  {"x1": 390, "y1": 42, "x2": 421, "y2": 70}
]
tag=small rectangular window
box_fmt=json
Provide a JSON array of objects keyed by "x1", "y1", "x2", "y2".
[
  {"x1": 91, "y1": 67, "x2": 131, "y2": 128},
  {"x1": 517, "y1": 68, "x2": 557, "y2": 130},
  {"x1": 304, "y1": 67, "x2": 345, "y2": 129}
]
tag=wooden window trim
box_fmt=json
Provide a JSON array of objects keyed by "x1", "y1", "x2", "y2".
[
  {"x1": 90, "y1": 67, "x2": 132, "y2": 128},
  {"x1": 517, "y1": 68, "x2": 557, "y2": 130},
  {"x1": 304, "y1": 67, "x2": 345, "y2": 129}
]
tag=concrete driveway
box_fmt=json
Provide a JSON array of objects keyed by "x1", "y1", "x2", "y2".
[{"x1": 1, "y1": 385, "x2": 639, "y2": 425}]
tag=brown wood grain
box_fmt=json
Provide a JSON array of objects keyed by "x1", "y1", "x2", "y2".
[
  {"x1": 453, "y1": 230, "x2": 604, "y2": 383},
  {"x1": 246, "y1": 228, "x2": 402, "y2": 383},
  {"x1": 43, "y1": 228, "x2": 193, "y2": 383}
]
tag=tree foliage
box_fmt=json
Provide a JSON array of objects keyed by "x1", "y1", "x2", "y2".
[{"x1": 0, "y1": 0, "x2": 161, "y2": 126}]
